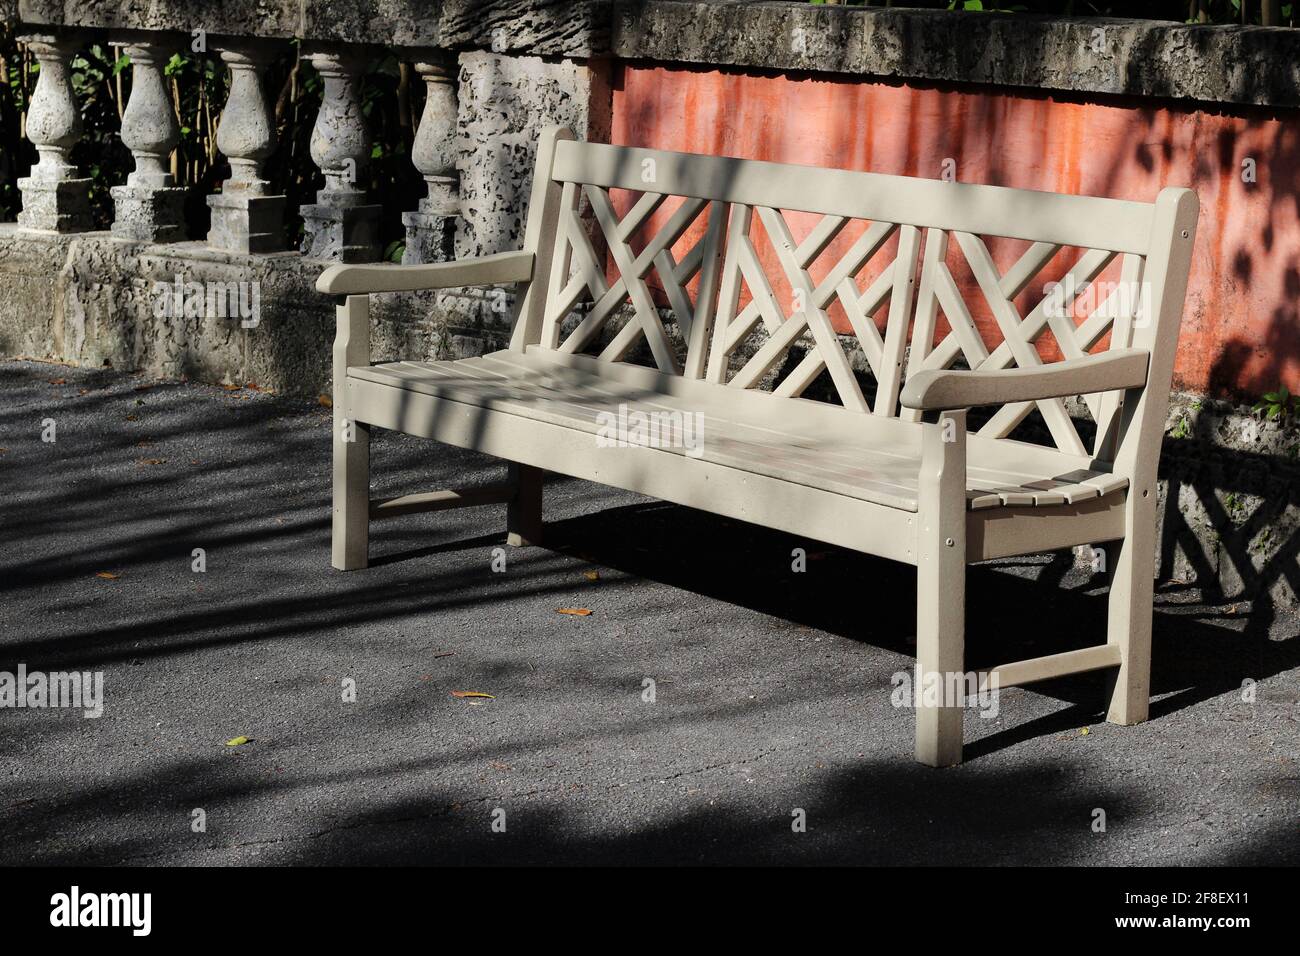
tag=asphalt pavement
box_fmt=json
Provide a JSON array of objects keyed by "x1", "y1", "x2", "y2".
[{"x1": 0, "y1": 359, "x2": 1295, "y2": 865}]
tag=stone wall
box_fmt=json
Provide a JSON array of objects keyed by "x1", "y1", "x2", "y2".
[{"x1": 0, "y1": 225, "x2": 518, "y2": 390}]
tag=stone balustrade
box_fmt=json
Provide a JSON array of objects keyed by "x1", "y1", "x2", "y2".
[
  {"x1": 16, "y1": 31, "x2": 92, "y2": 234},
  {"x1": 207, "y1": 40, "x2": 286, "y2": 254},
  {"x1": 7, "y1": 27, "x2": 469, "y2": 266},
  {"x1": 300, "y1": 48, "x2": 381, "y2": 263},
  {"x1": 111, "y1": 33, "x2": 185, "y2": 242},
  {"x1": 403, "y1": 56, "x2": 458, "y2": 265}
]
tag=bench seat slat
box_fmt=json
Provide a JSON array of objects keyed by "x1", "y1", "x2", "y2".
[{"x1": 348, "y1": 351, "x2": 1128, "y2": 515}]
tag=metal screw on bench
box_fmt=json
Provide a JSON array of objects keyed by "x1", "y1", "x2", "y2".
[
  {"x1": 206, "y1": 39, "x2": 287, "y2": 254},
  {"x1": 16, "y1": 31, "x2": 92, "y2": 235},
  {"x1": 300, "y1": 47, "x2": 382, "y2": 263},
  {"x1": 403, "y1": 56, "x2": 460, "y2": 265},
  {"x1": 111, "y1": 33, "x2": 186, "y2": 243}
]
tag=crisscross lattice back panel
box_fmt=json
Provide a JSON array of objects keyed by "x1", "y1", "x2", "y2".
[
  {"x1": 541, "y1": 140, "x2": 1160, "y2": 458},
  {"x1": 538, "y1": 182, "x2": 727, "y2": 378},
  {"x1": 906, "y1": 231, "x2": 1147, "y2": 459}
]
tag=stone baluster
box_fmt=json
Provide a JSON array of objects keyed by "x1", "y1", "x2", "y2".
[
  {"x1": 111, "y1": 36, "x2": 185, "y2": 242},
  {"x1": 207, "y1": 41, "x2": 286, "y2": 253},
  {"x1": 17, "y1": 32, "x2": 91, "y2": 234},
  {"x1": 300, "y1": 48, "x2": 380, "y2": 262},
  {"x1": 402, "y1": 57, "x2": 459, "y2": 265}
]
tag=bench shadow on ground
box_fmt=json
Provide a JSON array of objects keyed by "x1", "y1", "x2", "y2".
[{"x1": 538, "y1": 492, "x2": 1298, "y2": 722}]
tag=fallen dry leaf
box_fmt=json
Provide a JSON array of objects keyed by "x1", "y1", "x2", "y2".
[
  {"x1": 95, "y1": 571, "x2": 120, "y2": 580},
  {"x1": 48, "y1": 378, "x2": 66, "y2": 385},
  {"x1": 557, "y1": 607, "x2": 592, "y2": 616},
  {"x1": 125, "y1": 415, "x2": 138, "y2": 422},
  {"x1": 583, "y1": 570, "x2": 600, "y2": 582},
  {"x1": 450, "y1": 690, "x2": 495, "y2": 699},
  {"x1": 317, "y1": 394, "x2": 333, "y2": 408},
  {"x1": 224, "y1": 736, "x2": 251, "y2": 747}
]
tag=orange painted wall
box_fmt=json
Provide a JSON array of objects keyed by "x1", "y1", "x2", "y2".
[{"x1": 608, "y1": 64, "x2": 1300, "y2": 399}]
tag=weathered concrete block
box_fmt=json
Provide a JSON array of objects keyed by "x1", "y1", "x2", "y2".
[
  {"x1": 207, "y1": 192, "x2": 287, "y2": 254},
  {"x1": 0, "y1": 224, "x2": 520, "y2": 398},
  {"x1": 16, "y1": 176, "x2": 91, "y2": 234},
  {"x1": 434, "y1": 0, "x2": 612, "y2": 57},
  {"x1": 110, "y1": 184, "x2": 186, "y2": 243},
  {"x1": 15, "y1": 0, "x2": 302, "y2": 41},
  {"x1": 401, "y1": 208, "x2": 457, "y2": 265},
  {"x1": 300, "y1": 201, "x2": 382, "y2": 263},
  {"x1": 454, "y1": 51, "x2": 612, "y2": 259}
]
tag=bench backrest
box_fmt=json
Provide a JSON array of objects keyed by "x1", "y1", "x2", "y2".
[{"x1": 510, "y1": 128, "x2": 1198, "y2": 483}]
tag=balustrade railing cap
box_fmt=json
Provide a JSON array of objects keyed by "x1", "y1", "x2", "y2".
[
  {"x1": 106, "y1": 27, "x2": 188, "y2": 49},
  {"x1": 207, "y1": 35, "x2": 287, "y2": 61},
  {"x1": 8, "y1": 1, "x2": 1300, "y2": 108}
]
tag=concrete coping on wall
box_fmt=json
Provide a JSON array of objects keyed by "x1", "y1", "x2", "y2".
[
  {"x1": 7, "y1": 1, "x2": 1300, "y2": 110},
  {"x1": 614, "y1": 2, "x2": 1300, "y2": 110}
]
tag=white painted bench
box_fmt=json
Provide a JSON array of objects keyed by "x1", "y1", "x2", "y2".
[{"x1": 317, "y1": 128, "x2": 1198, "y2": 766}]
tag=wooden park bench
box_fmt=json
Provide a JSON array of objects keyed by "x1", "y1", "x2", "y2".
[{"x1": 317, "y1": 128, "x2": 1198, "y2": 766}]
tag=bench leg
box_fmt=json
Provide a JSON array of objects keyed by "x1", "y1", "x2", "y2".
[
  {"x1": 1104, "y1": 535, "x2": 1153, "y2": 725},
  {"x1": 915, "y1": 410, "x2": 967, "y2": 767},
  {"x1": 916, "y1": 540, "x2": 966, "y2": 767},
  {"x1": 506, "y1": 462, "x2": 543, "y2": 547},
  {"x1": 332, "y1": 414, "x2": 370, "y2": 571}
]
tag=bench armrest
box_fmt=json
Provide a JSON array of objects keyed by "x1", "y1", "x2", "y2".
[
  {"x1": 900, "y1": 349, "x2": 1149, "y2": 412},
  {"x1": 316, "y1": 250, "x2": 534, "y2": 296}
]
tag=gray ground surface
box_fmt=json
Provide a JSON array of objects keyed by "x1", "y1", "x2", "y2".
[{"x1": 0, "y1": 359, "x2": 1295, "y2": 866}]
